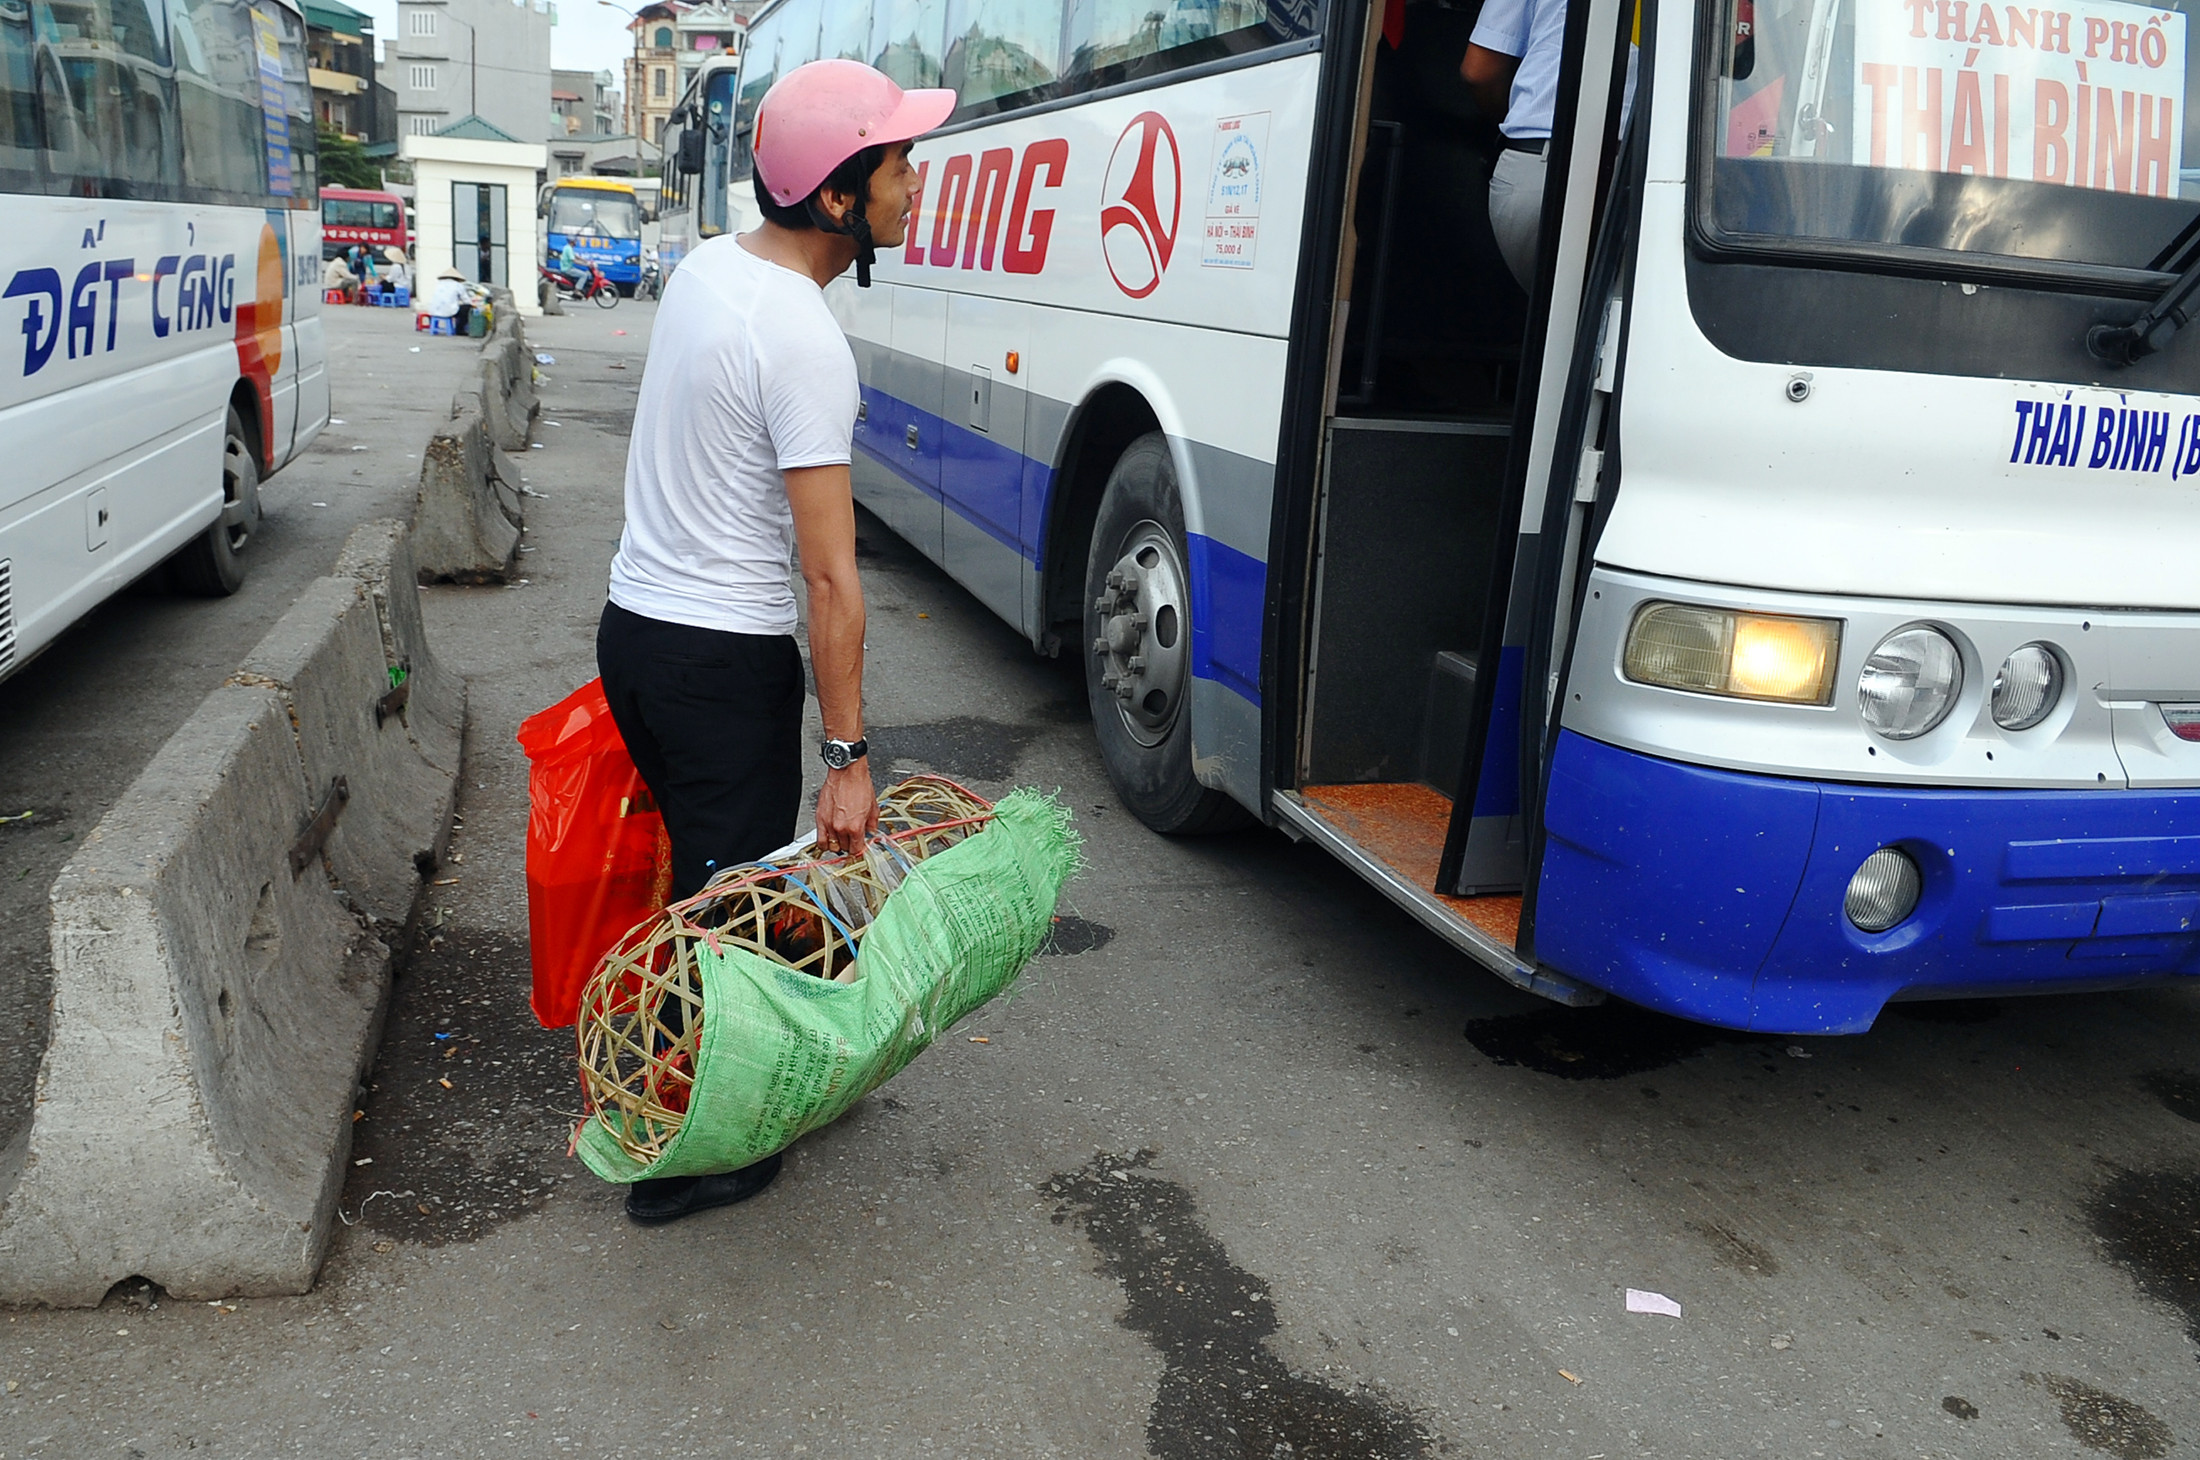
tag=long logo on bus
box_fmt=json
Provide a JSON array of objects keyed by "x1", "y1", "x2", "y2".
[{"x1": 1101, "y1": 111, "x2": 1180, "y2": 299}]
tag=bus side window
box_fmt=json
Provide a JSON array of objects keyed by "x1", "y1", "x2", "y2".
[
  {"x1": 0, "y1": 3, "x2": 51, "y2": 186},
  {"x1": 775, "y1": 0, "x2": 822, "y2": 71},
  {"x1": 873, "y1": 0, "x2": 949, "y2": 90},
  {"x1": 943, "y1": 0, "x2": 1061, "y2": 112},
  {"x1": 821, "y1": 0, "x2": 872, "y2": 61},
  {"x1": 24, "y1": 0, "x2": 179, "y2": 194},
  {"x1": 265, "y1": 0, "x2": 315, "y2": 199},
  {"x1": 1064, "y1": 0, "x2": 1311, "y2": 82},
  {"x1": 173, "y1": 0, "x2": 268, "y2": 201}
]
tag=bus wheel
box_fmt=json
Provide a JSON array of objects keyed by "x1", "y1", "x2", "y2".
[
  {"x1": 1083, "y1": 432, "x2": 1248, "y2": 835},
  {"x1": 171, "y1": 405, "x2": 260, "y2": 597}
]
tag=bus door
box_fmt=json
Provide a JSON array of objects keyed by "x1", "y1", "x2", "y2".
[{"x1": 1271, "y1": 0, "x2": 1639, "y2": 996}]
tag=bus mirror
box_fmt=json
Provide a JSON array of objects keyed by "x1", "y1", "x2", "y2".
[{"x1": 677, "y1": 127, "x2": 705, "y2": 176}]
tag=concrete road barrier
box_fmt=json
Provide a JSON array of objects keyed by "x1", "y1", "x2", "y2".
[
  {"x1": 334, "y1": 518, "x2": 465, "y2": 776},
  {"x1": 0, "y1": 685, "x2": 392, "y2": 1305},
  {"x1": 411, "y1": 297, "x2": 536, "y2": 583},
  {"x1": 233, "y1": 577, "x2": 457, "y2": 930},
  {"x1": 479, "y1": 335, "x2": 538, "y2": 454},
  {"x1": 0, "y1": 521, "x2": 465, "y2": 1304},
  {"x1": 411, "y1": 402, "x2": 521, "y2": 583}
]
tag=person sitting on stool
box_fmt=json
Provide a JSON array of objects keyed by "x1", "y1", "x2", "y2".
[
  {"x1": 322, "y1": 250, "x2": 360, "y2": 303},
  {"x1": 424, "y1": 267, "x2": 471, "y2": 334}
]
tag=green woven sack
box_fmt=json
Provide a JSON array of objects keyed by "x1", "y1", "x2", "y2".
[{"x1": 577, "y1": 790, "x2": 1077, "y2": 1182}]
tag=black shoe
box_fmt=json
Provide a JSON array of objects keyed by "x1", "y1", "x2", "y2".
[{"x1": 623, "y1": 1152, "x2": 784, "y2": 1226}]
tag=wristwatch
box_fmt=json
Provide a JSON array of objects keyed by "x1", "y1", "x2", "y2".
[{"x1": 820, "y1": 735, "x2": 868, "y2": 770}]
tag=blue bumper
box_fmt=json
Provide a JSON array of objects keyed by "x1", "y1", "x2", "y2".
[{"x1": 1536, "y1": 731, "x2": 2200, "y2": 1033}]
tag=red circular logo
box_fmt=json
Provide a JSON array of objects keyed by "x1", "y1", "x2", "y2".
[{"x1": 1100, "y1": 111, "x2": 1180, "y2": 299}]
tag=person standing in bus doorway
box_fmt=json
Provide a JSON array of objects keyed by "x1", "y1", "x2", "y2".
[
  {"x1": 1464, "y1": 0, "x2": 1638, "y2": 291},
  {"x1": 593, "y1": 59, "x2": 953, "y2": 1227},
  {"x1": 1462, "y1": 0, "x2": 1567, "y2": 291}
]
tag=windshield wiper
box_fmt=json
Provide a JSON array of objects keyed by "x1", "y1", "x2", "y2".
[{"x1": 2089, "y1": 224, "x2": 2200, "y2": 367}]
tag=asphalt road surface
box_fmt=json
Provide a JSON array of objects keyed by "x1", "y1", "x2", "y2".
[{"x1": 2, "y1": 303, "x2": 2196, "y2": 1460}]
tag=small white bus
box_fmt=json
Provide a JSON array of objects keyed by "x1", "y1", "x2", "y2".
[
  {"x1": 697, "y1": 0, "x2": 2199, "y2": 1032},
  {"x1": 1, "y1": 0, "x2": 330, "y2": 679}
]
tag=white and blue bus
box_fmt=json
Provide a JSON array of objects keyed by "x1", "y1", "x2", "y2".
[
  {"x1": 1, "y1": 0, "x2": 329, "y2": 663},
  {"x1": 702, "y1": 0, "x2": 2199, "y2": 1032},
  {"x1": 658, "y1": 52, "x2": 742, "y2": 279}
]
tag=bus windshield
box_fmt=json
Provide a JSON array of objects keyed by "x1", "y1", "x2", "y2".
[
  {"x1": 324, "y1": 198, "x2": 399, "y2": 229},
  {"x1": 548, "y1": 190, "x2": 641, "y2": 240},
  {"x1": 1703, "y1": 0, "x2": 2200, "y2": 273}
]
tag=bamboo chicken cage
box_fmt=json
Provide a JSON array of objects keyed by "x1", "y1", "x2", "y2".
[{"x1": 574, "y1": 775, "x2": 993, "y2": 1167}]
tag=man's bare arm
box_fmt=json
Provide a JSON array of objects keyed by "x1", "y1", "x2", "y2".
[
  {"x1": 1461, "y1": 43, "x2": 1520, "y2": 120},
  {"x1": 786, "y1": 462, "x2": 879, "y2": 852}
]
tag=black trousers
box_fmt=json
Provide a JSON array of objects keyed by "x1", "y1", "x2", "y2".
[{"x1": 596, "y1": 601, "x2": 805, "y2": 901}]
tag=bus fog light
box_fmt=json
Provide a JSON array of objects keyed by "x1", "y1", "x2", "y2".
[
  {"x1": 1990, "y1": 643, "x2": 2063, "y2": 731},
  {"x1": 1623, "y1": 603, "x2": 1839, "y2": 705},
  {"x1": 1858, "y1": 626, "x2": 1962, "y2": 739},
  {"x1": 1844, "y1": 848, "x2": 1921, "y2": 932}
]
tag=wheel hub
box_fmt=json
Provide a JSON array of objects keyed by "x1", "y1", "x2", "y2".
[
  {"x1": 1091, "y1": 520, "x2": 1190, "y2": 747},
  {"x1": 219, "y1": 433, "x2": 260, "y2": 550}
]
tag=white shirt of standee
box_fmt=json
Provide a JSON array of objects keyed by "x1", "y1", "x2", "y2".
[{"x1": 608, "y1": 234, "x2": 859, "y2": 638}]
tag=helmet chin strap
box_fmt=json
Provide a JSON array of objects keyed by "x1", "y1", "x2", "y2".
[{"x1": 806, "y1": 195, "x2": 877, "y2": 288}]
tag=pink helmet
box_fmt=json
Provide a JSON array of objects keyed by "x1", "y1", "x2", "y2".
[{"x1": 752, "y1": 60, "x2": 955, "y2": 208}]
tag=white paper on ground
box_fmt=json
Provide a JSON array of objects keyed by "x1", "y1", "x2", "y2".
[{"x1": 1625, "y1": 1289, "x2": 1683, "y2": 1318}]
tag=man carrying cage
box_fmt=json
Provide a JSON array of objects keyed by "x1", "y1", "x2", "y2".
[{"x1": 593, "y1": 59, "x2": 956, "y2": 1226}]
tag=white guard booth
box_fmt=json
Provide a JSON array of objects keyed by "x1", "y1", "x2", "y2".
[{"x1": 401, "y1": 119, "x2": 549, "y2": 317}]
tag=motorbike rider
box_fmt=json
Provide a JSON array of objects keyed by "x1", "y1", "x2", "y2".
[{"x1": 556, "y1": 239, "x2": 590, "y2": 295}]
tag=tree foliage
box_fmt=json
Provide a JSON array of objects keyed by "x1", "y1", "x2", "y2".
[{"x1": 316, "y1": 127, "x2": 382, "y2": 190}]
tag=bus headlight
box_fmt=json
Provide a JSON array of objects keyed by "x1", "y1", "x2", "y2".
[
  {"x1": 1858, "y1": 626, "x2": 1962, "y2": 740},
  {"x1": 1989, "y1": 643, "x2": 2063, "y2": 731},
  {"x1": 1623, "y1": 603, "x2": 1840, "y2": 705},
  {"x1": 1844, "y1": 847, "x2": 1921, "y2": 932}
]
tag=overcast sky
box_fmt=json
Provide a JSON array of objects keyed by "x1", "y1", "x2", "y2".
[{"x1": 351, "y1": 0, "x2": 639, "y2": 84}]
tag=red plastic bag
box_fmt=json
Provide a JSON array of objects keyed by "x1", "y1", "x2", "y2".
[{"x1": 518, "y1": 679, "x2": 671, "y2": 1028}]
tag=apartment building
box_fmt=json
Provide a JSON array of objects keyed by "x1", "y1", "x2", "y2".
[{"x1": 396, "y1": 0, "x2": 554, "y2": 145}]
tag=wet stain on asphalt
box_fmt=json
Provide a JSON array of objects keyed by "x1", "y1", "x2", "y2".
[
  {"x1": 2086, "y1": 1165, "x2": 2200, "y2": 1351},
  {"x1": 1464, "y1": 1003, "x2": 1762, "y2": 1080},
  {"x1": 1690, "y1": 1220, "x2": 1780, "y2": 1275},
  {"x1": 2139, "y1": 1070, "x2": 2200, "y2": 1125},
  {"x1": 1042, "y1": 915, "x2": 1114, "y2": 956},
  {"x1": 340, "y1": 931, "x2": 580, "y2": 1247},
  {"x1": 1047, "y1": 1149, "x2": 1439, "y2": 1459},
  {"x1": 869, "y1": 717, "x2": 1040, "y2": 784},
  {"x1": 2025, "y1": 1373, "x2": 2173, "y2": 1459}
]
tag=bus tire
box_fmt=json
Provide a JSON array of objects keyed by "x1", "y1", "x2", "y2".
[
  {"x1": 1083, "y1": 432, "x2": 1250, "y2": 836},
  {"x1": 170, "y1": 405, "x2": 260, "y2": 597}
]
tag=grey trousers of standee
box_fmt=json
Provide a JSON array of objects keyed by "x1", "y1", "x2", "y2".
[{"x1": 1488, "y1": 144, "x2": 1548, "y2": 292}]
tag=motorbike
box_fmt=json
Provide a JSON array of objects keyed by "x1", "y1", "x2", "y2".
[
  {"x1": 638, "y1": 248, "x2": 663, "y2": 302},
  {"x1": 541, "y1": 259, "x2": 620, "y2": 309}
]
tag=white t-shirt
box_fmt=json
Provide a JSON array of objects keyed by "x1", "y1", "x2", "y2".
[{"x1": 607, "y1": 234, "x2": 858, "y2": 636}]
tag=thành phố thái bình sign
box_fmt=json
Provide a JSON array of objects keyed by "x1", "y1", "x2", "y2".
[{"x1": 1851, "y1": 0, "x2": 2185, "y2": 196}]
